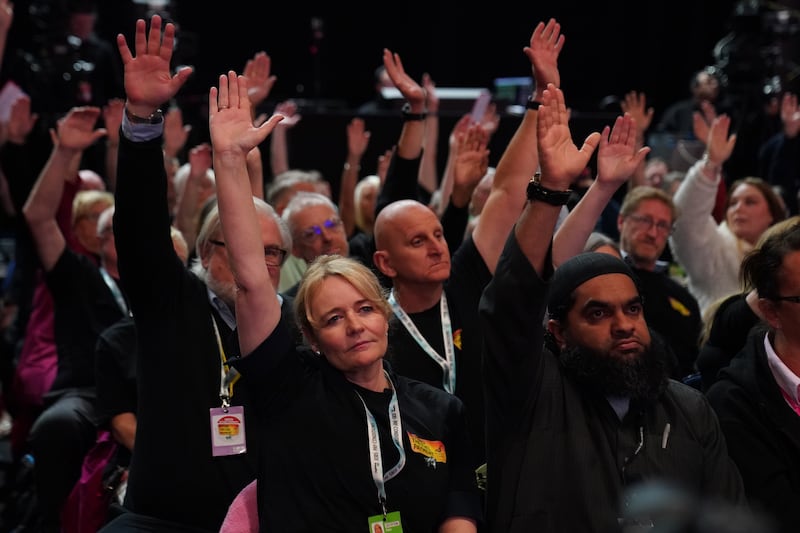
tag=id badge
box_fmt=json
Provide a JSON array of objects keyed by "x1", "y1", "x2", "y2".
[
  {"x1": 367, "y1": 511, "x2": 403, "y2": 533},
  {"x1": 209, "y1": 405, "x2": 246, "y2": 456}
]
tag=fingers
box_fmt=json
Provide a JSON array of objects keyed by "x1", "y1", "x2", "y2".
[
  {"x1": 580, "y1": 131, "x2": 602, "y2": 158},
  {"x1": 133, "y1": 18, "x2": 147, "y2": 57},
  {"x1": 146, "y1": 15, "x2": 162, "y2": 56},
  {"x1": 217, "y1": 73, "x2": 229, "y2": 110}
]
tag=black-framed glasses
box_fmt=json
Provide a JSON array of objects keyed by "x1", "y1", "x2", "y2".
[
  {"x1": 299, "y1": 217, "x2": 344, "y2": 244},
  {"x1": 770, "y1": 295, "x2": 800, "y2": 304},
  {"x1": 209, "y1": 239, "x2": 288, "y2": 267},
  {"x1": 625, "y1": 214, "x2": 673, "y2": 235}
]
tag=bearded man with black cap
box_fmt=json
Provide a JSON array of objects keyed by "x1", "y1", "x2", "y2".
[{"x1": 479, "y1": 84, "x2": 747, "y2": 533}]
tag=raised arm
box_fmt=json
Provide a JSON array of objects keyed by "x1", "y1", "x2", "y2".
[
  {"x1": 22, "y1": 107, "x2": 107, "y2": 271},
  {"x1": 339, "y1": 117, "x2": 370, "y2": 237},
  {"x1": 162, "y1": 105, "x2": 192, "y2": 162},
  {"x1": 418, "y1": 72, "x2": 440, "y2": 198},
  {"x1": 619, "y1": 91, "x2": 654, "y2": 189},
  {"x1": 269, "y1": 100, "x2": 301, "y2": 178},
  {"x1": 173, "y1": 143, "x2": 213, "y2": 248},
  {"x1": 375, "y1": 48, "x2": 427, "y2": 213},
  {"x1": 516, "y1": 84, "x2": 600, "y2": 272},
  {"x1": 102, "y1": 98, "x2": 124, "y2": 191},
  {"x1": 552, "y1": 113, "x2": 649, "y2": 266},
  {"x1": 473, "y1": 18, "x2": 564, "y2": 274},
  {"x1": 210, "y1": 71, "x2": 284, "y2": 355},
  {"x1": 0, "y1": 0, "x2": 13, "y2": 72}
]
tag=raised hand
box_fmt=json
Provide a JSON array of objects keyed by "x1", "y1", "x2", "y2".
[
  {"x1": 102, "y1": 98, "x2": 125, "y2": 145},
  {"x1": 51, "y1": 106, "x2": 107, "y2": 152},
  {"x1": 346, "y1": 117, "x2": 371, "y2": 160},
  {"x1": 163, "y1": 106, "x2": 192, "y2": 158},
  {"x1": 0, "y1": 0, "x2": 13, "y2": 34},
  {"x1": 243, "y1": 51, "x2": 276, "y2": 108},
  {"x1": 209, "y1": 71, "x2": 283, "y2": 158},
  {"x1": 620, "y1": 91, "x2": 654, "y2": 139},
  {"x1": 537, "y1": 84, "x2": 600, "y2": 188},
  {"x1": 691, "y1": 99, "x2": 717, "y2": 144},
  {"x1": 525, "y1": 18, "x2": 565, "y2": 102},
  {"x1": 596, "y1": 113, "x2": 650, "y2": 187},
  {"x1": 273, "y1": 100, "x2": 302, "y2": 129},
  {"x1": 376, "y1": 148, "x2": 393, "y2": 184},
  {"x1": 422, "y1": 73, "x2": 439, "y2": 115},
  {"x1": 116, "y1": 15, "x2": 192, "y2": 115},
  {"x1": 704, "y1": 114, "x2": 737, "y2": 167},
  {"x1": 452, "y1": 124, "x2": 490, "y2": 206},
  {"x1": 6, "y1": 95, "x2": 37, "y2": 144},
  {"x1": 382, "y1": 49, "x2": 426, "y2": 109},
  {"x1": 780, "y1": 92, "x2": 800, "y2": 139}
]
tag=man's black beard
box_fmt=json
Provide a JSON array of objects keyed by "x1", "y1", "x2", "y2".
[{"x1": 558, "y1": 336, "x2": 669, "y2": 403}]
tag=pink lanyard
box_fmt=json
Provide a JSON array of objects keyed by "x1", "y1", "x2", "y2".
[{"x1": 779, "y1": 388, "x2": 800, "y2": 417}]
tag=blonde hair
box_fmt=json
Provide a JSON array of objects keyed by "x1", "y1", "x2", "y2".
[
  {"x1": 71, "y1": 190, "x2": 114, "y2": 226},
  {"x1": 294, "y1": 255, "x2": 390, "y2": 341}
]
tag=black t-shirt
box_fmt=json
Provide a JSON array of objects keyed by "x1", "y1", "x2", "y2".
[
  {"x1": 231, "y1": 323, "x2": 483, "y2": 532},
  {"x1": 46, "y1": 249, "x2": 125, "y2": 394},
  {"x1": 95, "y1": 315, "x2": 137, "y2": 424},
  {"x1": 631, "y1": 266, "x2": 702, "y2": 380},
  {"x1": 386, "y1": 237, "x2": 491, "y2": 466}
]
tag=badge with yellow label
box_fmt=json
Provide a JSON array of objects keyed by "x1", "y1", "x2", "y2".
[{"x1": 407, "y1": 433, "x2": 446, "y2": 463}]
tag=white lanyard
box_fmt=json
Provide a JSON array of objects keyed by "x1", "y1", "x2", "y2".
[
  {"x1": 388, "y1": 290, "x2": 456, "y2": 394},
  {"x1": 99, "y1": 267, "x2": 130, "y2": 317},
  {"x1": 354, "y1": 371, "x2": 405, "y2": 516},
  {"x1": 211, "y1": 317, "x2": 239, "y2": 410}
]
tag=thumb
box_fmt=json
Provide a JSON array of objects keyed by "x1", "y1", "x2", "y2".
[{"x1": 579, "y1": 131, "x2": 602, "y2": 157}]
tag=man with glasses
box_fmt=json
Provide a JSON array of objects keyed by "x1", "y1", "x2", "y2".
[
  {"x1": 280, "y1": 191, "x2": 376, "y2": 295},
  {"x1": 101, "y1": 14, "x2": 298, "y2": 531},
  {"x1": 617, "y1": 186, "x2": 702, "y2": 381}
]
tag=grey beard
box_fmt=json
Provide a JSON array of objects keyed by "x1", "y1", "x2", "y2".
[{"x1": 558, "y1": 336, "x2": 669, "y2": 403}]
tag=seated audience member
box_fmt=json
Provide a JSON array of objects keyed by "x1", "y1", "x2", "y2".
[
  {"x1": 209, "y1": 70, "x2": 482, "y2": 532},
  {"x1": 617, "y1": 186, "x2": 702, "y2": 380},
  {"x1": 670, "y1": 114, "x2": 786, "y2": 314},
  {"x1": 696, "y1": 216, "x2": 800, "y2": 390},
  {"x1": 706, "y1": 217, "x2": 800, "y2": 533},
  {"x1": 266, "y1": 169, "x2": 327, "y2": 292},
  {"x1": 372, "y1": 18, "x2": 566, "y2": 470},
  {"x1": 584, "y1": 231, "x2": 622, "y2": 257},
  {"x1": 760, "y1": 92, "x2": 800, "y2": 216},
  {"x1": 22, "y1": 106, "x2": 127, "y2": 532},
  {"x1": 100, "y1": 16, "x2": 295, "y2": 531},
  {"x1": 479, "y1": 84, "x2": 746, "y2": 533}
]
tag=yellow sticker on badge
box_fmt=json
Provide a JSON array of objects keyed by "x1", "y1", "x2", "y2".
[
  {"x1": 453, "y1": 329, "x2": 462, "y2": 350},
  {"x1": 669, "y1": 297, "x2": 691, "y2": 317},
  {"x1": 408, "y1": 433, "x2": 446, "y2": 463}
]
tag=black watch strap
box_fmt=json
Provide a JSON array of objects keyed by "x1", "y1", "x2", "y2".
[
  {"x1": 401, "y1": 102, "x2": 427, "y2": 121},
  {"x1": 526, "y1": 173, "x2": 572, "y2": 205}
]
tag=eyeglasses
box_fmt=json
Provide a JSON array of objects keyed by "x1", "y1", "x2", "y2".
[
  {"x1": 299, "y1": 217, "x2": 344, "y2": 244},
  {"x1": 625, "y1": 214, "x2": 673, "y2": 235},
  {"x1": 209, "y1": 239, "x2": 288, "y2": 267}
]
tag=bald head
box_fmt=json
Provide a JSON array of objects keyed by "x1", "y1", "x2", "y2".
[{"x1": 374, "y1": 199, "x2": 435, "y2": 250}]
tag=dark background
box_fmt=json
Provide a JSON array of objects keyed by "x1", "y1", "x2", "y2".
[{"x1": 3, "y1": 0, "x2": 799, "y2": 189}]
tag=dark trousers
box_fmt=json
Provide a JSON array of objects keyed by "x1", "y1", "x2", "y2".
[{"x1": 28, "y1": 390, "x2": 97, "y2": 532}]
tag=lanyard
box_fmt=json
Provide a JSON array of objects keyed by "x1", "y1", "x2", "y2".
[
  {"x1": 388, "y1": 291, "x2": 456, "y2": 394},
  {"x1": 211, "y1": 317, "x2": 240, "y2": 411},
  {"x1": 780, "y1": 388, "x2": 800, "y2": 417},
  {"x1": 354, "y1": 371, "x2": 405, "y2": 517},
  {"x1": 99, "y1": 267, "x2": 130, "y2": 317}
]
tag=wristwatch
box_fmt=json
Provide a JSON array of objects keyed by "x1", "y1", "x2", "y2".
[
  {"x1": 401, "y1": 102, "x2": 427, "y2": 121},
  {"x1": 526, "y1": 172, "x2": 573, "y2": 206},
  {"x1": 125, "y1": 106, "x2": 164, "y2": 125}
]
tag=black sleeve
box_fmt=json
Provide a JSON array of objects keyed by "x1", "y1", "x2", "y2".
[
  {"x1": 375, "y1": 151, "x2": 423, "y2": 216},
  {"x1": 440, "y1": 202, "x2": 469, "y2": 255}
]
